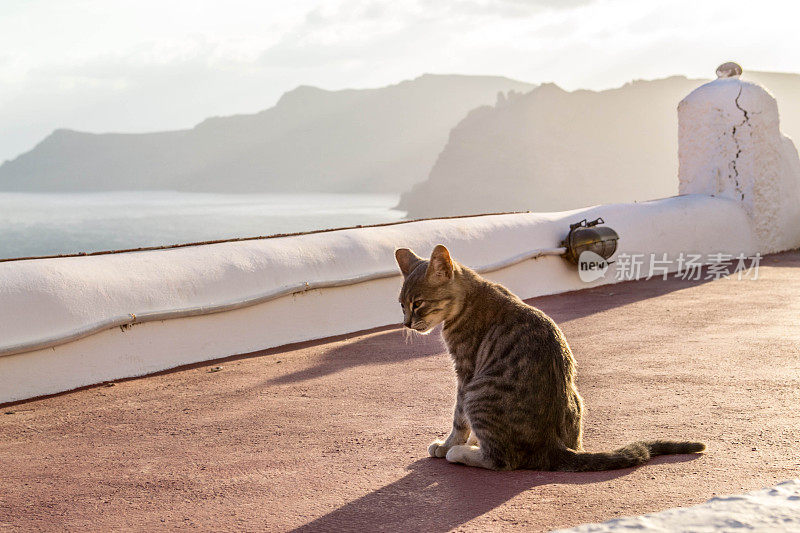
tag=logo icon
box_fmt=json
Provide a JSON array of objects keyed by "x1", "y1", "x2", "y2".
[{"x1": 578, "y1": 251, "x2": 610, "y2": 283}]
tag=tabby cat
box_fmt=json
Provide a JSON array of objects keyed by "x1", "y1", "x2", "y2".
[{"x1": 395, "y1": 244, "x2": 705, "y2": 471}]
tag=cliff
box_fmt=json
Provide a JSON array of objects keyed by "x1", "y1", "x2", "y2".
[
  {"x1": 0, "y1": 74, "x2": 533, "y2": 193},
  {"x1": 398, "y1": 71, "x2": 800, "y2": 217}
]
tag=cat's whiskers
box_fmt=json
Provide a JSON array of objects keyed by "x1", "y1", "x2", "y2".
[{"x1": 411, "y1": 320, "x2": 433, "y2": 335}]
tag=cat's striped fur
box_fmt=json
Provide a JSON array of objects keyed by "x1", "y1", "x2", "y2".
[{"x1": 395, "y1": 244, "x2": 705, "y2": 471}]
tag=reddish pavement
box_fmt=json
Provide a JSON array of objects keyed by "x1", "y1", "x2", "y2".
[{"x1": 2, "y1": 252, "x2": 799, "y2": 532}]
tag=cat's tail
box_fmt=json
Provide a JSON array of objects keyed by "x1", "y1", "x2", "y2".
[{"x1": 554, "y1": 440, "x2": 706, "y2": 472}]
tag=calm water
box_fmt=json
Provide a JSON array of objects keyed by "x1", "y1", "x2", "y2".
[{"x1": 0, "y1": 191, "x2": 406, "y2": 259}]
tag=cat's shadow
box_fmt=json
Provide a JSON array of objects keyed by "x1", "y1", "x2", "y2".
[{"x1": 289, "y1": 454, "x2": 699, "y2": 532}]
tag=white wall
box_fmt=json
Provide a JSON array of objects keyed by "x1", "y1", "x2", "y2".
[{"x1": 0, "y1": 195, "x2": 755, "y2": 403}]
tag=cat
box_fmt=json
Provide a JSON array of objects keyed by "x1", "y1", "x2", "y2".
[{"x1": 395, "y1": 244, "x2": 705, "y2": 471}]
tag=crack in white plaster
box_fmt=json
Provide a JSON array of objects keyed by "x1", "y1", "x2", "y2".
[{"x1": 730, "y1": 86, "x2": 750, "y2": 200}]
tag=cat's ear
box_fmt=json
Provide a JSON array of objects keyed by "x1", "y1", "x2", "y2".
[
  {"x1": 395, "y1": 248, "x2": 422, "y2": 277},
  {"x1": 426, "y1": 244, "x2": 454, "y2": 283}
]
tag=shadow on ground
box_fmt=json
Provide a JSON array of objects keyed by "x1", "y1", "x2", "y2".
[
  {"x1": 291, "y1": 454, "x2": 701, "y2": 532},
  {"x1": 265, "y1": 327, "x2": 445, "y2": 386},
  {"x1": 531, "y1": 275, "x2": 713, "y2": 324}
]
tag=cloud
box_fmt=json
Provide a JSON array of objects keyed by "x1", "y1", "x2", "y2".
[
  {"x1": 435, "y1": 0, "x2": 596, "y2": 17},
  {"x1": 1, "y1": 0, "x2": 800, "y2": 162}
]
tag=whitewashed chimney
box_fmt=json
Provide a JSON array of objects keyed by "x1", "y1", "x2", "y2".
[{"x1": 678, "y1": 62, "x2": 800, "y2": 253}]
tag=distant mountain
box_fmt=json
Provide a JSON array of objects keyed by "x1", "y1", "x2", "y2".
[
  {"x1": 0, "y1": 74, "x2": 533, "y2": 193},
  {"x1": 744, "y1": 71, "x2": 800, "y2": 143},
  {"x1": 398, "y1": 71, "x2": 800, "y2": 218}
]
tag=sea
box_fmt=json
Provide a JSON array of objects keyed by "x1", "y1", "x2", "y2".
[{"x1": 0, "y1": 191, "x2": 406, "y2": 260}]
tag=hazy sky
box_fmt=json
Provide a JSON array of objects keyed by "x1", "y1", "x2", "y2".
[{"x1": 2, "y1": 0, "x2": 800, "y2": 162}]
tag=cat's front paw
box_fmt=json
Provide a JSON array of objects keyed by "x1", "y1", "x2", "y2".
[{"x1": 428, "y1": 440, "x2": 451, "y2": 458}]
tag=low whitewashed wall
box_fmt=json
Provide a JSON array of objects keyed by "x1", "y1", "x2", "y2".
[{"x1": 0, "y1": 195, "x2": 755, "y2": 403}]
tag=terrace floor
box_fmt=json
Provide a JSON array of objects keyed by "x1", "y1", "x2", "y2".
[{"x1": 2, "y1": 252, "x2": 799, "y2": 532}]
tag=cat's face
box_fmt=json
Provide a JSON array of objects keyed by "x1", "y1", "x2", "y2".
[{"x1": 395, "y1": 245, "x2": 459, "y2": 334}]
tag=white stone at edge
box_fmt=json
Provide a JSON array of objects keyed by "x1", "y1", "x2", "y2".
[
  {"x1": 678, "y1": 75, "x2": 800, "y2": 254},
  {"x1": 556, "y1": 479, "x2": 800, "y2": 532}
]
